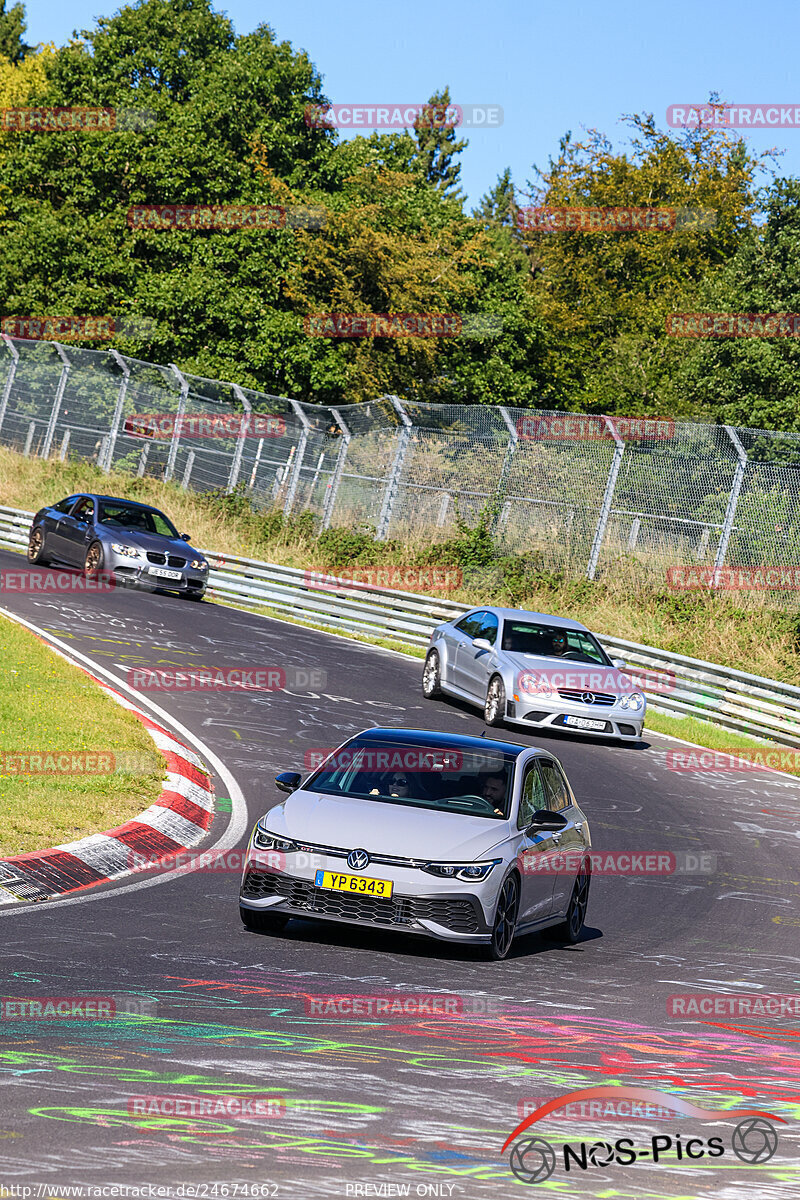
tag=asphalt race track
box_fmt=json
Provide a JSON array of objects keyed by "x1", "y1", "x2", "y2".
[{"x1": 0, "y1": 544, "x2": 798, "y2": 1199}]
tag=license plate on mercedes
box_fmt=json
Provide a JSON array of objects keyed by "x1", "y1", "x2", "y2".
[
  {"x1": 314, "y1": 870, "x2": 393, "y2": 898},
  {"x1": 565, "y1": 715, "x2": 607, "y2": 731}
]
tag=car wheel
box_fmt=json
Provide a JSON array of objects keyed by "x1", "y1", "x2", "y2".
[
  {"x1": 422, "y1": 649, "x2": 443, "y2": 698},
  {"x1": 27, "y1": 527, "x2": 51, "y2": 566},
  {"x1": 549, "y1": 859, "x2": 591, "y2": 944},
  {"x1": 84, "y1": 542, "x2": 104, "y2": 578},
  {"x1": 484, "y1": 674, "x2": 506, "y2": 726},
  {"x1": 487, "y1": 874, "x2": 519, "y2": 960},
  {"x1": 240, "y1": 906, "x2": 289, "y2": 934}
]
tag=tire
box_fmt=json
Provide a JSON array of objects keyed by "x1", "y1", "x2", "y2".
[
  {"x1": 422, "y1": 649, "x2": 443, "y2": 698},
  {"x1": 484, "y1": 674, "x2": 506, "y2": 726},
  {"x1": 84, "y1": 541, "x2": 104, "y2": 579},
  {"x1": 27, "y1": 527, "x2": 51, "y2": 566},
  {"x1": 548, "y1": 859, "x2": 591, "y2": 944},
  {"x1": 487, "y1": 874, "x2": 519, "y2": 960},
  {"x1": 240, "y1": 906, "x2": 289, "y2": 934}
]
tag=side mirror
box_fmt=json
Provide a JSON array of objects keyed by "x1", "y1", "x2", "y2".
[
  {"x1": 180, "y1": 532, "x2": 192, "y2": 542},
  {"x1": 275, "y1": 771, "x2": 302, "y2": 794},
  {"x1": 472, "y1": 637, "x2": 492, "y2": 651},
  {"x1": 611, "y1": 658, "x2": 626, "y2": 670},
  {"x1": 527, "y1": 808, "x2": 568, "y2": 832}
]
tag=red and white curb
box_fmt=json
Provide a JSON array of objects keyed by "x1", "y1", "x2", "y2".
[{"x1": 0, "y1": 684, "x2": 215, "y2": 904}]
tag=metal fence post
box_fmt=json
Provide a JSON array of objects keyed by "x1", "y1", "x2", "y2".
[
  {"x1": 586, "y1": 416, "x2": 625, "y2": 580},
  {"x1": 41, "y1": 343, "x2": 71, "y2": 459},
  {"x1": 711, "y1": 426, "x2": 747, "y2": 582},
  {"x1": 228, "y1": 384, "x2": 253, "y2": 492},
  {"x1": 0, "y1": 334, "x2": 20, "y2": 439},
  {"x1": 165, "y1": 363, "x2": 189, "y2": 483},
  {"x1": 377, "y1": 396, "x2": 412, "y2": 540},
  {"x1": 283, "y1": 399, "x2": 312, "y2": 515},
  {"x1": 182, "y1": 450, "x2": 195, "y2": 488},
  {"x1": 104, "y1": 349, "x2": 131, "y2": 472},
  {"x1": 493, "y1": 407, "x2": 519, "y2": 532},
  {"x1": 320, "y1": 407, "x2": 351, "y2": 530},
  {"x1": 59, "y1": 430, "x2": 70, "y2": 461}
]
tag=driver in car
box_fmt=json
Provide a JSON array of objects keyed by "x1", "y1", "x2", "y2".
[
  {"x1": 551, "y1": 632, "x2": 568, "y2": 656},
  {"x1": 478, "y1": 771, "x2": 508, "y2": 816}
]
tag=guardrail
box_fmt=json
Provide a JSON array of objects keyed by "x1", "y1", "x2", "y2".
[{"x1": 2, "y1": 504, "x2": 800, "y2": 748}]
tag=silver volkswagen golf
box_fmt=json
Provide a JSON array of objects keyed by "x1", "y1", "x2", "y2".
[
  {"x1": 422, "y1": 607, "x2": 646, "y2": 741},
  {"x1": 239, "y1": 727, "x2": 591, "y2": 960}
]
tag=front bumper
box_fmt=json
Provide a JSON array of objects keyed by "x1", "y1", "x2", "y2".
[
  {"x1": 239, "y1": 864, "x2": 493, "y2": 943},
  {"x1": 108, "y1": 553, "x2": 207, "y2": 595},
  {"x1": 504, "y1": 696, "x2": 644, "y2": 740}
]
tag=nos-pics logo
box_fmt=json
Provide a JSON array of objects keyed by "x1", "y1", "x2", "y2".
[{"x1": 502, "y1": 1087, "x2": 784, "y2": 1184}]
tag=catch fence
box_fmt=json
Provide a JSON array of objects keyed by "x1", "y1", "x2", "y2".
[{"x1": 2, "y1": 334, "x2": 799, "y2": 588}]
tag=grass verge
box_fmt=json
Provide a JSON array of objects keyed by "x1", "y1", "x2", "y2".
[{"x1": 0, "y1": 613, "x2": 165, "y2": 855}]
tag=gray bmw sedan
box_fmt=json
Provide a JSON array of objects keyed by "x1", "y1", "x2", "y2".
[{"x1": 27, "y1": 493, "x2": 209, "y2": 599}]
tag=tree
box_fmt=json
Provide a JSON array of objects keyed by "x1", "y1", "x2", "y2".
[
  {"x1": 0, "y1": 1, "x2": 29, "y2": 63},
  {"x1": 412, "y1": 87, "x2": 467, "y2": 200},
  {"x1": 473, "y1": 167, "x2": 517, "y2": 227}
]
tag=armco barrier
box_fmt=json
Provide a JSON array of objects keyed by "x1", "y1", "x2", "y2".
[{"x1": 2, "y1": 504, "x2": 800, "y2": 747}]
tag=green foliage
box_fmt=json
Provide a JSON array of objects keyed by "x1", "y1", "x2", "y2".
[{"x1": 0, "y1": 0, "x2": 28, "y2": 63}]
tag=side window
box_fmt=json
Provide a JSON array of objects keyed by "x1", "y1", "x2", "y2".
[
  {"x1": 477, "y1": 611, "x2": 499, "y2": 645},
  {"x1": 455, "y1": 611, "x2": 485, "y2": 640},
  {"x1": 53, "y1": 495, "x2": 80, "y2": 514},
  {"x1": 518, "y1": 762, "x2": 548, "y2": 828},
  {"x1": 72, "y1": 497, "x2": 95, "y2": 522},
  {"x1": 539, "y1": 760, "x2": 572, "y2": 812}
]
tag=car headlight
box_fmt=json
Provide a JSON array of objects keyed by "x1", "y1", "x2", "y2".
[
  {"x1": 422, "y1": 859, "x2": 500, "y2": 881},
  {"x1": 191, "y1": 559, "x2": 208, "y2": 571},
  {"x1": 251, "y1": 824, "x2": 297, "y2": 852},
  {"x1": 111, "y1": 543, "x2": 142, "y2": 558},
  {"x1": 619, "y1": 692, "x2": 645, "y2": 711}
]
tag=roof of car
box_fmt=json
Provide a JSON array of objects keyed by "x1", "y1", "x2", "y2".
[
  {"x1": 82, "y1": 495, "x2": 164, "y2": 510},
  {"x1": 462, "y1": 606, "x2": 590, "y2": 632},
  {"x1": 353, "y1": 726, "x2": 543, "y2": 759}
]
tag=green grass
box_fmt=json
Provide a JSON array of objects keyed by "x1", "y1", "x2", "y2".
[
  {"x1": 643, "y1": 709, "x2": 800, "y2": 776},
  {"x1": 0, "y1": 614, "x2": 165, "y2": 855}
]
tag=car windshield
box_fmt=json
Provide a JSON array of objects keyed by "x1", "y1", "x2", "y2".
[
  {"x1": 97, "y1": 502, "x2": 178, "y2": 538},
  {"x1": 501, "y1": 620, "x2": 608, "y2": 665},
  {"x1": 306, "y1": 739, "x2": 518, "y2": 819}
]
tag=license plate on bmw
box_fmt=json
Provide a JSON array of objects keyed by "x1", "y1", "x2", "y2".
[
  {"x1": 314, "y1": 869, "x2": 393, "y2": 898},
  {"x1": 148, "y1": 567, "x2": 183, "y2": 580},
  {"x1": 565, "y1": 715, "x2": 606, "y2": 731}
]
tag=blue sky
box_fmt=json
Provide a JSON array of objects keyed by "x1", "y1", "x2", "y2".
[{"x1": 24, "y1": 0, "x2": 800, "y2": 207}]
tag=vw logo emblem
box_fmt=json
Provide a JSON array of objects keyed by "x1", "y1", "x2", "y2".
[
  {"x1": 582, "y1": 692, "x2": 596, "y2": 704},
  {"x1": 347, "y1": 848, "x2": 370, "y2": 871}
]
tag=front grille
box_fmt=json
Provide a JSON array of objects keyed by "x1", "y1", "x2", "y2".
[
  {"x1": 557, "y1": 689, "x2": 616, "y2": 706},
  {"x1": 241, "y1": 871, "x2": 481, "y2": 933},
  {"x1": 146, "y1": 552, "x2": 187, "y2": 568},
  {"x1": 617, "y1": 723, "x2": 637, "y2": 736}
]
